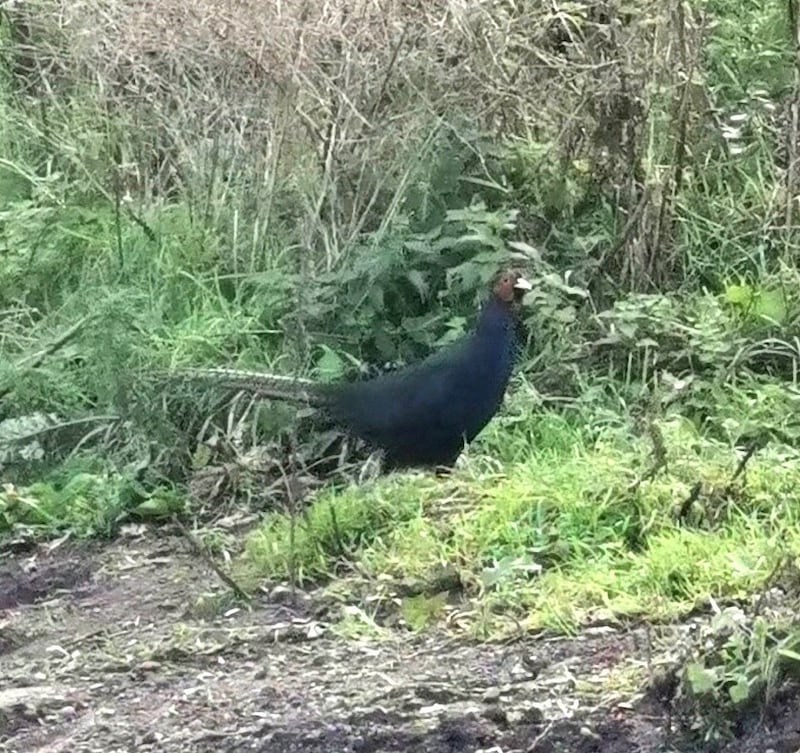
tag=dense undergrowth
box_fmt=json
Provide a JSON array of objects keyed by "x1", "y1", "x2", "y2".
[{"x1": 1, "y1": 0, "x2": 800, "y2": 743}]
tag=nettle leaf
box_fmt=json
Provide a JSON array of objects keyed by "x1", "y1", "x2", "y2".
[
  {"x1": 431, "y1": 235, "x2": 457, "y2": 253},
  {"x1": 685, "y1": 662, "x2": 717, "y2": 695},
  {"x1": 402, "y1": 313, "x2": 444, "y2": 346},
  {"x1": 133, "y1": 490, "x2": 184, "y2": 519},
  {"x1": 541, "y1": 272, "x2": 589, "y2": 299},
  {"x1": 754, "y1": 289, "x2": 787, "y2": 323},
  {"x1": 553, "y1": 306, "x2": 577, "y2": 323},
  {"x1": 614, "y1": 321, "x2": 639, "y2": 340},
  {"x1": 400, "y1": 592, "x2": 448, "y2": 630},
  {"x1": 314, "y1": 345, "x2": 347, "y2": 382},
  {"x1": 445, "y1": 204, "x2": 488, "y2": 223},
  {"x1": 436, "y1": 316, "x2": 468, "y2": 346},
  {"x1": 404, "y1": 239, "x2": 430, "y2": 254},
  {"x1": 728, "y1": 675, "x2": 750, "y2": 705},
  {"x1": 508, "y1": 240, "x2": 542, "y2": 262},
  {"x1": 368, "y1": 286, "x2": 385, "y2": 311},
  {"x1": 724, "y1": 283, "x2": 754, "y2": 307},
  {"x1": 406, "y1": 269, "x2": 429, "y2": 299},
  {"x1": 372, "y1": 328, "x2": 397, "y2": 359}
]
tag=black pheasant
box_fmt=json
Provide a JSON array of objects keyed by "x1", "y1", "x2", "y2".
[{"x1": 180, "y1": 269, "x2": 531, "y2": 469}]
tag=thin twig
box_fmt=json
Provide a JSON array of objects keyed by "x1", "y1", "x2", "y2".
[
  {"x1": 277, "y1": 441, "x2": 301, "y2": 597},
  {"x1": 0, "y1": 315, "x2": 93, "y2": 401},
  {"x1": 172, "y1": 515, "x2": 251, "y2": 602},
  {"x1": 786, "y1": 0, "x2": 800, "y2": 234},
  {"x1": 677, "y1": 481, "x2": 702, "y2": 522},
  {"x1": 753, "y1": 552, "x2": 789, "y2": 616},
  {"x1": 526, "y1": 720, "x2": 555, "y2": 752},
  {"x1": 0, "y1": 414, "x2": 120, "y2": 448},
  {"x1": 728, "y1": 441, "x2": 762, "y2": 484},
  {"x1": 628, "y1": 419, "x2": 668, "y2": 493}
]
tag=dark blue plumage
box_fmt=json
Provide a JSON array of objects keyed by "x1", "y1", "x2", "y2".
[
  {"x1": 180, "y1": 269, "x2": 531, "y2": 470},
  {"x1": 323, "y1": 279, "x2": 528, "y2": 467}
]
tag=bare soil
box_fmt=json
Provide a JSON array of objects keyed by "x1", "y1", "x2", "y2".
[{"x1": 1, "y1": 531, "x2": 799, "y2": 753}]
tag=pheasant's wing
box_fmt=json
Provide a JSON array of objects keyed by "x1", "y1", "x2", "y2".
[{"x1": 328, "y1": 339, "x2": 479, "y2": 447}]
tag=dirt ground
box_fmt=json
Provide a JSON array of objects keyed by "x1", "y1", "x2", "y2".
[{"x1": 1, "y1": 530, "x2": 799, "y2": 753}]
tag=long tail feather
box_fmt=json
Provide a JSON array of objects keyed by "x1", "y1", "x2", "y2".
[{"x1": 167, "y1": 367, "x2": 327, "y2": 406}]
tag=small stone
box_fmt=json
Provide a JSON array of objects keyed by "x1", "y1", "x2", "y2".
[
  {"x1": 482, "y1": 687, "x2": 501, "y2": 702},
  {"x1": 580, "y1": 725, "x2": 601, "y2": 740},
  {"x1": 514, "y1": 706, "x2": 545, "y2": 725},
  {"x1": 139, "y1": 730, "x2": 158, "y2": 744},
  {"x1": 415, "y1": 685, "x2": 463, "y2": 703},
  {"x1": 482, "y1": 705, "x2": 507, "y2": 725},
  {"x1": 60, "y1": 705, "x2": 78, "y2": 719}
]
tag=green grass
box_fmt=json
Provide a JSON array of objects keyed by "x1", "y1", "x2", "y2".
[{"x1": 242, "y1": 395, "x2": 800, "y2": 634}]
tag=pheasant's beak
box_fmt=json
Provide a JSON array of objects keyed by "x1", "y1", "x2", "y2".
[
  {"x1": 511, "y1": 275, "x2": 532, "y2": 303},
  {"x1": 513, "y1": 276, "x2": 532, "y2": 292}
]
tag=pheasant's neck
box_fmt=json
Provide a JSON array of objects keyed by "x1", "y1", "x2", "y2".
[
  {"x1": 474, "y1": 295, "x2": 520, "y2": 377},
  {"x1": 476, "y1": 296, "x2": 515, "y2": 339}
]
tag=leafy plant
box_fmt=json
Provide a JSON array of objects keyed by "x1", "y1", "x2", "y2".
[
  {"x1": 676, "y1": 607, "x2": 800, "y2": 745},
  {"x1": 303, "y1": 203, "x2": 539, "y2": 366}
]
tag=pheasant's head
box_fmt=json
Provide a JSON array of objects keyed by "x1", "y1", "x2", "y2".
[{"x1": 492, "y1": 269, "x2": 532, "y2": 304}]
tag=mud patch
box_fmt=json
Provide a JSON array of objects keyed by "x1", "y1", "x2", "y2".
[
  {"x1": 1, "y1": 533, "x2": 799, "y2": 753},
  {"x1": 0, "y1": 545, "x2": 95, "y2": 610}
]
